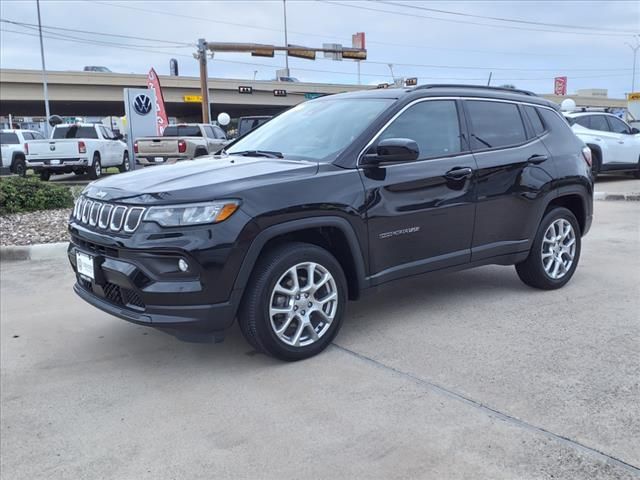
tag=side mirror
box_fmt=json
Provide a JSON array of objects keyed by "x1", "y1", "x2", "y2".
[
  {"x1": 630, "y1": 127, "x2": 639, "y2": 135},
  {"x1": 114, "y1": 133, "x2": 124, "y2": 140},
  {"x1": 362, "y1": 138, "x2": 419, "y2": 166}
]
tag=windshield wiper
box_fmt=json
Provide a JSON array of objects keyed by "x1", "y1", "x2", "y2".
[{"x1": 231, "y1": 150, "x2": 283, "y2": 158}]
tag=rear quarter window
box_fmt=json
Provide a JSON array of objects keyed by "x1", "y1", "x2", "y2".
[
  {"x1": 466, "y1": 100, "x2": 526, "y2": 149},
  {"x1": 524, "y1": 106, "x2": 546, "y2": 136}
]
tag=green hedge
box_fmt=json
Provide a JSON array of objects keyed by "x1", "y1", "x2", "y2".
[{"x1": 0, "y1": 177, "x2": 74, "y2": 215}]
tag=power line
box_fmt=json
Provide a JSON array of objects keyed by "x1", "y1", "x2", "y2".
[
  {"x1": 1, "y1": 28, "x2": 632, "y2": 84},
  {"x1": 0, "y1": 19, "x2": 193, "y2": 47},
  {"x1": 323, "y1": 1, "x2": 635, "y2": 37},
  {"x1": 380, "y1": 1, "x2": 638, "y2": 34},
  {"x1": 3, "y1": 18, "x2": 629, "y2": 74},
  {"x1": 89, "y1": 0, "x2": 589, "y2": 59}
]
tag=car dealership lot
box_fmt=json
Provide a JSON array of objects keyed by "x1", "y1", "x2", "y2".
[{"x1": 1, "y1": 201, "x2": 638, "y2": 479}]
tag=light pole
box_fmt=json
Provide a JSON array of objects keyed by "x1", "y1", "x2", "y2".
[
  {"x1": 387, "y1": 64, "x2": 395, "y2": 83},
  {"x1": 283, "y1": 0, "x2": 289, "y2": 76},
  {"x1": 626, "y1": 37, "x2": 640, "y2": 93},
  {"x1": 36, "y1": 0, "x2": 51, "y2": 136}
]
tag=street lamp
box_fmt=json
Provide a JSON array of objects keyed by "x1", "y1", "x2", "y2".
[{"x1": 36, "y1": 0, "x2": 51, "y2": 136}]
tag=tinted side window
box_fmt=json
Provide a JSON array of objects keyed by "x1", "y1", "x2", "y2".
[
  {"x1": 22, "y1": 132, "x2": 34, "y2": 140},
  {"x1": 607, "y1": 116, "x2": 630, "y2": 134},
  {"x1": 0, "y1": 132, "x2": 20, "y2": 144},
  {"x1": 574, "y1": 116, "x2": 590, "y2": 128},
  {"x1": 466, "y1": 100, "x2": 526, "y2": 149},
  {"x1": 524, "y1": 106, "x2": 545, "y2": 136},
  {"x1": 203, "y1": 126, "x2": 215, "y2": 138},
  {"x1": 377, "y1": 100, "x2": 462, "y2": 159},
  {"x1": 589, "y1": 115, "x2": 610, "y2": 132},
  {"x1": 32, "y1": 132, "x2": 45, "y2": 139}
]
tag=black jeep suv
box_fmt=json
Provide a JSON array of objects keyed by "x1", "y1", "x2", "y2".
[{"x1": 68, "y1": 85, "x2": 593, "y2": 360}]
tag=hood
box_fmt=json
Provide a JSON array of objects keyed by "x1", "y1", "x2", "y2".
[{"x1": 83, "y1": 155, "x2": 318, "y2": 204}]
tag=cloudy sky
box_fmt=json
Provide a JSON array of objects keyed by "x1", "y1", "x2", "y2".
[{"x1": 1, "y1": 0, "x2": 638, "y2": 97}]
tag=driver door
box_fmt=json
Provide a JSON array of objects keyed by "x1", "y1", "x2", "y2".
[{"x1": 358, "y1": 99, "x2": 477, "y2": 284}]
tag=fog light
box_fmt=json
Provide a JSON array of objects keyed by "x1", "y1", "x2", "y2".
[{"x1": 178, "y1": 259, "x2": 189, "y2": 272}]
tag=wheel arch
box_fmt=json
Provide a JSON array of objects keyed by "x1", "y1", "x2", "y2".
[
  {"x1": 233, "y1": 217, "x2": 367, "y2": 302},
  {"x1": 10, "y1": 151, "x2": 25, "y2": 171},
  {"x1": 544, "y1": 193, "x2": 589, "y2": 235}
]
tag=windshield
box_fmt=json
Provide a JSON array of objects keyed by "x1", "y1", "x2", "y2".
[
  {"x1": 227, "y1": 98, "x2": 393, "y2": 162},
  {"x1": 52, "y1": 126, "x2": 98, "y2": 139},
  {"x1": 163, "y1": 126, "x2": 202, "y2": 137}
]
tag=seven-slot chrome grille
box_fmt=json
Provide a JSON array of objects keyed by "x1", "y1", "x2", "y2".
[{"x1": 72, "y1": 196, "x2": 145, "y2": 233}]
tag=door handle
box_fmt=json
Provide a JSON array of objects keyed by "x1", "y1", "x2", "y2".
[
  {"x1": 444, "y1": 167, "x2": 473, "y2": 180},
  {"x1": 528, "y1": 154, "x2": 548, "y2": 164}
]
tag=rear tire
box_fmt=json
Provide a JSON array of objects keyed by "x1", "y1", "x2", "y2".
[
  {"x1": 88, "y1": 154, "x2": 101, "y2": 180},
  {"x1": 516, "y1": 207, "x2": 581, "y2": 290},
  {"x1": 39, "y1": 170, "x2": 50, "y2": 181},
  {"x1": 590, "y1": 148, "x2": 601, "y2": 178},
  {"x1": 238, "y1": 242, "x2": 347, "y2": 361},
  {"x1": 194, "y1": 148, "x2": 208, "y2": 158},
  {"x1": 118, "y1": 151, "x2": 130, "y2": 173}
]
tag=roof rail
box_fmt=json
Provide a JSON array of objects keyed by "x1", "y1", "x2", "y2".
[{"x1": 414, "y1": 84, "x2": 537, "y2": 97}]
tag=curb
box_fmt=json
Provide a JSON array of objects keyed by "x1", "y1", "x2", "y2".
[
  {"x1": 594, "y1": 192, "x2": 640, "y2": 202},
  {"x1": 0, "y1": 242, "x2": 68, "y2": 262}
]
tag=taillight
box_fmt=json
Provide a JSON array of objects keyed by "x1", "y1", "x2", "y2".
[
  {"x1": 581, "y1": 146, "x2": 592, "y2": 167},
  {"x1": 178, "y1": 139, "x2": 187, "y2": 153},
  {"x1": 24, "y1": 143, "x2": 29, "y2": 155},
  {"x1": 78, "y1": 141, "x2": 86, "y2": 154},
  {"x1": 133, "y1": 141, "x2": 138, "y2": 154}
]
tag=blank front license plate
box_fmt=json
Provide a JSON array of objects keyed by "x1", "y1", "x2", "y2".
[{"x1": 76, "y1": 252, "x2": 94, "y2": 280}]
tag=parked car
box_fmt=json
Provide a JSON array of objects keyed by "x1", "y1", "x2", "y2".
[
  {"x1": 83, "y1": 66, "x2": 112, "y2": 73},
  {"x1": 564, "y1": 111, "x2": 640, "y2": 177},
  {"x1": 237, "y1": 115, "x2": 272, "y2": 137},
  {"x1": 134, "y1": 123, "x2": 229, "y2": 166},
  {"x1": 26, "y1": 123, "x2": 129, "y2": 181},
  {"x1": 1, "y1": 129, "x2": 45, "y2": 176},
  {"x1": 68, "y1": 85, "x2": 593, "y2": 360}
]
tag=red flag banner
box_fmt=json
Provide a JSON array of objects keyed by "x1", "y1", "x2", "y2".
[
  {"x1": 147, "y1": 68, "x2": 169, "y2": 135},
  {"x1": 554, "y1": 76, "x2": 567, "y2": 96}
]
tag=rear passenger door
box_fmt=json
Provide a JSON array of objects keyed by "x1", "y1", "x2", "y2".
[
  {"x1": 359, "y1": 99, "x2": 477, "y2": 283},
  {"x1": 463, "y1": 99, "x2": 555, "y2": 261}
]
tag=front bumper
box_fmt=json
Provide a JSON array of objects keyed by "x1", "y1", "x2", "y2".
[{"x1": 68, "y1": 241, "x2": 240, "y2": 335}]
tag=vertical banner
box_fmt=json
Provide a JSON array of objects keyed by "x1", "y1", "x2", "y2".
[
  {"x1": 554, "y1": 76, "x2": 567, "y2": 96},
  {"x1": 352, "y1": 32, "x2": 366, "y2": 49},
  {"x1": 147, "y1": 68, "x2": 169, "y2": 135}
]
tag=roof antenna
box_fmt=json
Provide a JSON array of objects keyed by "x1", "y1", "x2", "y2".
[{"x1": 487, "y1": 72, "x2": 493, "y2": 86}]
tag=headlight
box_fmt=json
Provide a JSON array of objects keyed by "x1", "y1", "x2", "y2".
[{"x1": 144, "y1": 201, "x2": 240, "y2": 227}]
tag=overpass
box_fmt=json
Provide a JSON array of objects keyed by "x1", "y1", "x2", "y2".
[{"x1": 0, "y1": 68, "x2": 629, "y2": 122}]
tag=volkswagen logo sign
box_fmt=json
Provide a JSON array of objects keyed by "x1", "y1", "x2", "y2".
[{"x1": 133, "y1": 94, "x2": 152, "y2": 116}]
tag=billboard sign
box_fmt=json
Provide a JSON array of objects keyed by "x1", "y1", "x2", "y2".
[
  {"x1": 554, "y1": 76, "x2": 567, "y2": 96},
  {"x1": 147, "y1": 68, "x2": 169, "y2": 135}
]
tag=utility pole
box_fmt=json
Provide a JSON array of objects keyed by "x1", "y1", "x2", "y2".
[
  {"x1": 626, "y1": 37, "x2": 640, "y2": 93},
  {"x1": 197, "y1": 38, "x2": 210, "y2": 123},
  {"x1": 357, "y1": 61, "x2": 361, "y2": 85},
  {"x1": 283, "y1": 0, "x2": 290, "y2": 76},
  {"x1": 36, "y1": 0, "x2": 51, "y2": 136}
]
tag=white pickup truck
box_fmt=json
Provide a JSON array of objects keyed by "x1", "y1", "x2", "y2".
[
  {"x1": 1, "y1": 129, "x2": 46, "y2": 176},
  {"x1": 26, "y1": 123, "x2": 130, "y2": 181}
]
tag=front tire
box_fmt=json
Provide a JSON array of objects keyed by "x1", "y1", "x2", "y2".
[
  {"x1": 13, "y1": 157, "x2": 26, "y2": 177},
  {"x1": 118, "y1": 151, "x2": 130, "y2": 173},
  {"x1": 238, "y1": 242, "x2": 347, "y2": 361},
  {"x1": 516, "y1": 207, "x2": 581, "y2": 290},
  {"x1": 88, "y1": 154, "x2": 101, "y2": 180}
]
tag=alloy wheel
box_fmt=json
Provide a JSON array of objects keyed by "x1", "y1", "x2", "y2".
[
  {"x1": 269, "y1": 262, "x2": 338, "y2": 347},
  {"x1": 541, "y1": 218, "x2": 576, "y2": 280}
]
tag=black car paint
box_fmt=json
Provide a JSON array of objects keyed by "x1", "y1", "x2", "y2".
[{"x1": 69, "y1": 86, "x2": 593, "y2": 338}]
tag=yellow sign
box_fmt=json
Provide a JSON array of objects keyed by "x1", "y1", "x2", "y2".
[
  {"x1": 183, "y1": 95, "x2": 203, "y2": 103},
  {"x1": 628, "y1": 92, "x2": 640, "y2": 101}
]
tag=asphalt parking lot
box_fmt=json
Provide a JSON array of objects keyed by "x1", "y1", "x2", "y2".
[{"x1": 1, "y1": 200, "x2": 638, "y2": 480}]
